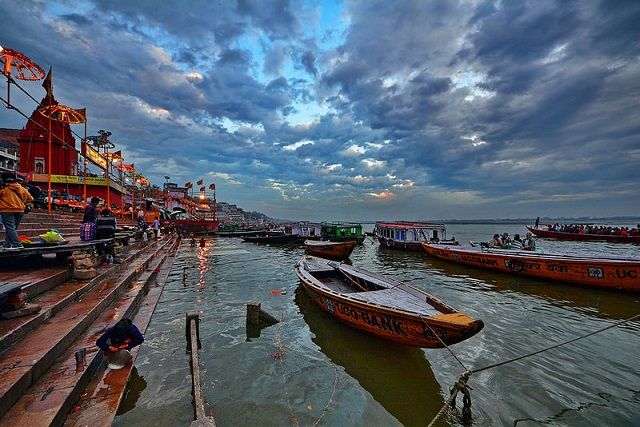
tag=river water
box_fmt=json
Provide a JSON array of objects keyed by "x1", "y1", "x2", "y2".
[{"x1": 114, "y1": 222, "x2": 640, "y2": 426}]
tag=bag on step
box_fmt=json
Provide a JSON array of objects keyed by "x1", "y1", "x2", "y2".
[{"x1": 80, "y1": 221, "x2": 96, "y2": 241}]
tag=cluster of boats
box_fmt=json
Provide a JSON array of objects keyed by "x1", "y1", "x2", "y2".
[{"x1": 227, "y1": 220, "x2": 639, "y2": 349}]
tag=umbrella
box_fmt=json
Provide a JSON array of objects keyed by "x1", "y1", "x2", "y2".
[
  {"x1": 0, "y1": 46, "x2": 45, "y2": 107},
  {"x1": 0, "y1": 46, "x2": 45, "y2": 80},
  {"x1": 38, "y1": 104, "x2": 87, "y2": 213},
  {"x1": 38, "y1": 104, "x2": 86, "y2": 124}
]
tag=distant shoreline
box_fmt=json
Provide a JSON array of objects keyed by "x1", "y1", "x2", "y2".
[{"x1": 352, "y1": 217, "x2": 640, "y2": 225}]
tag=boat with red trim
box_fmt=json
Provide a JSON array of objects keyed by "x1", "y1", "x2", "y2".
[
  {"x1": 374, "y1": 221, "x2": 457, "y2": 251},
  {"x1": 294, "y1": 256, "x2": 484, "y2": 348},
  {"x1": 304, "y1": 240, "x2": 356, "y2": 260},
  {"x1": 421, "y1": 243, "x2": 640, "y2": 292},
  {"x1": 526, "y1": 225, "x2": 640, "y2": 243}
]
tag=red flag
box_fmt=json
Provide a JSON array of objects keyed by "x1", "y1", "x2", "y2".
[
  {"x1": 209, "y1": 183, "x2": 215, "y2": 190},
  {"x1": 75, "y1": 108, "x2": 87, "y2": 123},
  {"x1": 197, "y1": 179, "x2": 203, "y2": 185},
  {"x1": 111, "y1": 150, "x2": 122, "y2": 159},
  {"x1": 42, "y1": 67, "x2": 53, "y2": 99}
]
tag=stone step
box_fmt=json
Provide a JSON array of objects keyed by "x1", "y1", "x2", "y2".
[
  {"x1": 0, "y1": 238, "x2": 173, "y2": 421},
  {"x1": 1, "y1": 238, "x2": 177, "y2": 427},
  {"x1": 63, "y1": 238, "x2": 180, "y2": 427},
  {"x1": 0, "y1": 242, "x2": 151, "y2": 355}
]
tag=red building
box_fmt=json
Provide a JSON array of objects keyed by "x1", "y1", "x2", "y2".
[{"x1": 17, "y1": 94, "x2": 126, "y2": 206}]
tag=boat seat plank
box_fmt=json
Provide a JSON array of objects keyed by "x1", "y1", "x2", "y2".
[
  {"x1": 319, "y1": 277, "x2": 359, "y2": 294},
  {"x1": 348, "y1": 288, "x2": 441, "y2": 316}
]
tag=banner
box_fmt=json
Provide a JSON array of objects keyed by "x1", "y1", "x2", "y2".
[
  {"x1": 30, "y1": 174, "x2": 124, "y2": 192},
  {"x1": 82, "y1": 142, "x2": 107, "y2": 170}
]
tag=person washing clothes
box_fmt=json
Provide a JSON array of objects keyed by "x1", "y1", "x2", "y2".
[
  {"x1": 0, "y1": 172, "x2": 33, "y2": 249},
  {"x1": 96, "y1": 318, "x2": 144, "y2": 355}
]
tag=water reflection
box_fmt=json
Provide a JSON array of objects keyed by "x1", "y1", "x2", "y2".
[
  {"x1": 116, "y1": 367, "x2": 147, "y2": 415},
  {"x1": 295, "y1": 287, "x2": 445, "y2": 427}
]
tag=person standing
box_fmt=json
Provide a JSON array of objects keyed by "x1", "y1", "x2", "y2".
[
  {"x1": 151, "y1": 216, "x2": 161, "y2": 239},
  {"x1": 81, "y1": 197, "x2": 100, "y2": 241},
  {"x1": 0, "y1": 173, "x2": 33, "y2": 249}
]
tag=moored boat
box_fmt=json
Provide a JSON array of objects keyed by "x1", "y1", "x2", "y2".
[
  {"x1": 374, "y1": 221, "x2": 456, "y2": 251},
  {"x1": 421, "y1": 243, "x2": 640, "y2": 292},
  {"x1": 294, "y1": 256, "x2": 484, "y2": 347},
  {"x1": 242, "y1": 233, "x2": 299, "y2": 244},
  {"x1": 304, "y1": 240, "x2": 356, "y2": 260},
  {"x1": 320, "y1": 222, "x2": 366, "y2": 243},
  {"x1": 526, "y1": 226, "x2": 640, "y2": 244}
]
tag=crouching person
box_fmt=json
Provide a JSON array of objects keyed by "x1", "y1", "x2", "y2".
[{"x1": 96, "y1": 318, "x2": 144, "y2": 355}]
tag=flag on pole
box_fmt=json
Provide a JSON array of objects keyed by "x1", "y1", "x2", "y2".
[
  {"x1": 42, "y1": 67, "x2": 53, "y2": 99},
  {"x1": 209, "y1": 183, "x2": 215, "y2": 190},
  {"x1": 75, "y1": 108, "x2": 87, "y2": 123},
  {"x1": 199, "y1": 186, "x2": 205, "y2": 192},
  {"x1": 197, "y1": 179, "x2": 203, "y2": 185},
  {"x1": 185, "y1": 182, "x2": 192, "y2": 189}
]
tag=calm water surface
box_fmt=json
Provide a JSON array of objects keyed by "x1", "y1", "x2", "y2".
[{"x1": 114, "y1": 223, "x2": 640, "y2": 426}]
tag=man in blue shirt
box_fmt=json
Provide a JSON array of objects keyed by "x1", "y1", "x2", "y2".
[{"x1": 96, "y1": 318, "x2": 144, "y2": 354}]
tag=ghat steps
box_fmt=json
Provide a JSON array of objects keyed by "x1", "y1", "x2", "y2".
[{"x1": 0, "y1": 234, "x2": 179, "y2": 426}]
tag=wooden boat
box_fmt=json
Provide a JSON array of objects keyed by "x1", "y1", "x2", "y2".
[
  {"x1": 294, "y1": 256, "x2": 484, "y2": 347},
  {"x1": 304, "y1": 240, "x2": 356, "y2": 260},
  {"x1": 374, "y1": 221, "x2": 456, "y2": 251},
  {"x1": 320, "y1": 222, "x2": 366, "y2": 243},
  {"x1": 242, "y1": 233, "x2": 299, "y2": 244},
  {"x1": 526, "y1": 226, "x2": 640, "y2": 244},
  {"x1": 421, "y1": 243, "x2": 640, "y2": 292}
]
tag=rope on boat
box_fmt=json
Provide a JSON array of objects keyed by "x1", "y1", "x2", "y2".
[
  {"x1": 419, "y1": 315, "x2": 469, "y2": 372},
  {"x1": 426, "y1": 312, "x2": 640, "y2": 426},
  {"x1": 470, "y1": 312, "x2": 640, "y2": 374},
  {"x1": 427, "y1": 371, "x2": 473, "y2": 427}
]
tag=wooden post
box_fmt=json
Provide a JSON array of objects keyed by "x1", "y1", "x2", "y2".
[
  {"x1": 246, "y1": 302, "x2": 261, "y2": 326},
  {"x1": 185, "y1": 311, "x2": 214, "y2": 426}
]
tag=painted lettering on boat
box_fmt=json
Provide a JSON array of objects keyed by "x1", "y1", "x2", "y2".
[
  {"x1": 460, "y1": 255, "x2": 498, "y2": 266},
  {"x1": 546, "y1": 263, "x2": 569, "y2": 273},
  {"x1": 523, "y1": 262, "x2": 541, "y2": 271},
  {"x1": 333, "y1": 302, "x2": 407, "y2": 336},
  {"x1": 587, "y1": 267, "x2": 604, "y2": 279},
  {"x1": 615, "y1": 269, "x2": 638, "y2": 279}
]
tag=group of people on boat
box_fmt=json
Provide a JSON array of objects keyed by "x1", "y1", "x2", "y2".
[
  {"x1": 485, "y1": 232, "x2": 536, "y2": 251},
  {"x1": 543, "y1": 223, "x2": 640, "y2": 236}
]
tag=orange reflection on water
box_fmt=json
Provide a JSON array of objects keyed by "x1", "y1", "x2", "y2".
[{"x1": 197, "y1": 239, "x2": 212, "y2": 290}]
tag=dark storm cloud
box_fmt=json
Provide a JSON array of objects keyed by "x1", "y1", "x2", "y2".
[{"x1": 1, "y1": 0, "x2": 638, "y2": 220}]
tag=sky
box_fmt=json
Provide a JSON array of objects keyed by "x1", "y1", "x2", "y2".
[{"x1": 1, "y1": 0, "x2": 639, "y2": 221}]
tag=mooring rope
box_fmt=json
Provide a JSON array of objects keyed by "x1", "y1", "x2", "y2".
[
  {"x1": 420, "y1": 315, "x2": 469, "y2": 372},
  {"x1": 426, "y1": 312, "x2": 640, "y2": 426},
  {"x1": 470, "y1": 312, "x2": 640, "y2": 374}
]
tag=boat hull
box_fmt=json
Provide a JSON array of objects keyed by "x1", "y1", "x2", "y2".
[
  {"x1": 421, "y1": 243, "x2": 640, "y2": 292},
  {"x1": 527, "y1": 226, "x2": 640, "y2": 243},
  {"x1": 304, "y1": 240, "x2": 356, "y2": 260},
  {"x1": 215, "y1": 230, "x2": 265, "y2": 237},
  {"x1": 294, "y1": 258, "x2": 483, "y2": 348},
  {"x1": 243, "y1": 234, "x2": 299, "y2": 244}
]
